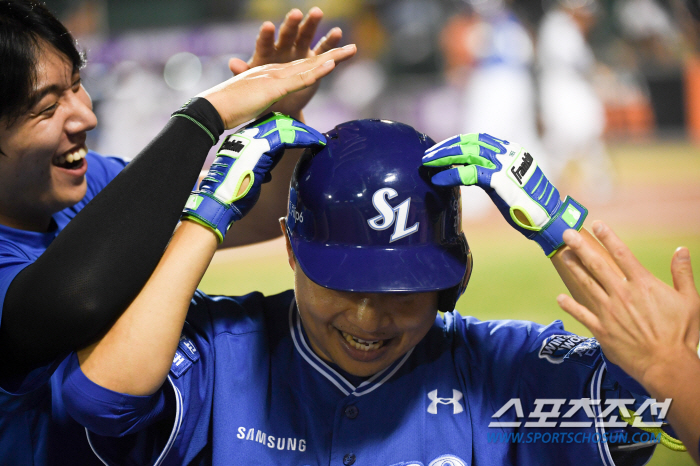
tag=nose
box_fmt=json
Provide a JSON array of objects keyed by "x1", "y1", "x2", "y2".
[
  {"x1": 65, "y1": 85, "x2": 97, "y2": 135},
  {"x1": 346, "y1": 294, "x2": 389, "y2": 335}
]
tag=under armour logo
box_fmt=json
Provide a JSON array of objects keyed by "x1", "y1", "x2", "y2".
[{"x1": 427, "y1": 389, "x2": 464, "y2": 414}]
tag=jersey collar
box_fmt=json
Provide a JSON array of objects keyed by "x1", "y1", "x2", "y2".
[{"x1": 288, "y1": 298, "x2": 413, "y2": 397}]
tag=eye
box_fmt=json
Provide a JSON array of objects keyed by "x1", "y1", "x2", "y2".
[
  {"x1": 40, "y1": 102, "x2": 58, "y2": 115},
  {"x1": 71, "y1": 77, "x2": 82, "y2": 92}
]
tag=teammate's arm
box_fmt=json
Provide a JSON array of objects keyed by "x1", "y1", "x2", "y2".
[
  {"x1": 557, "y1": 221, "x2": 700, "y2": 465},
  {"x1": 76, "y1": 114, "x2": 329, "y2": 395},
  {"x1": 0, "y1": 46, "x2": 355, "y2": 375}
]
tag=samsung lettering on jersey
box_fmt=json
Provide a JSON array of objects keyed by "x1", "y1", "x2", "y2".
[{"x1": 236, "y1": 427, "x2": 306, "y2": 452}]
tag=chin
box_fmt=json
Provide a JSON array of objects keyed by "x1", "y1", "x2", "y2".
[{"x1": 53, "y1": 183, "x2": 88, "y2": 211}]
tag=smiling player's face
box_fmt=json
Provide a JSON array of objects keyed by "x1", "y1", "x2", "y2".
[
  {"x1": 283, "y1": 231, "x2": 439, "y2": 377},
  {"x1": 0, "y1": 43, "x2": 97, "y2": 232}
]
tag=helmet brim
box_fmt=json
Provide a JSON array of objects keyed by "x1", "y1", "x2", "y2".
[{"x1": 289, "y1": 233, "x2": 468, "y2": 293}]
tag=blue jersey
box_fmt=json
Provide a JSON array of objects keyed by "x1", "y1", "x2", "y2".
[
  {"x1": 0, "y1": 152, "x2": 127, "y2": 465},
  {"x1": 63, "y1": 290, "x2": 656, "y2": 466}
]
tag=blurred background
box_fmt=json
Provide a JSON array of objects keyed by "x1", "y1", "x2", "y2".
[{"x1": 47, "y1": 0, "x2": 699, "y2": 463}]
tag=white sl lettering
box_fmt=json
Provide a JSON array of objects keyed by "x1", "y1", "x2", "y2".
[{"x1": 367, "y1": 188, "x2": 419, "y2": 242}]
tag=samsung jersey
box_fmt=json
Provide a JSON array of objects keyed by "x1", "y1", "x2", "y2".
[
  {"x1": 63, "y1": 290, "x2": 655, "y2": 466},
  {"x1": 0, "y1": 152, "x2": 127, "y2": 465}
]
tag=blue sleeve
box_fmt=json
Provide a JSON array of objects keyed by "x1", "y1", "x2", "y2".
[
  {"x1": 61, "y1": 352, "x2": 171, "y2": 438},
  {"x1": 0, "y1": 245, "x2": 30, "y2": 326}
]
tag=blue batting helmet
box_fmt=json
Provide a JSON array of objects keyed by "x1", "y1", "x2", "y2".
[{"x1": 286, "y1": 119, "x2": 472, "y2": 312}]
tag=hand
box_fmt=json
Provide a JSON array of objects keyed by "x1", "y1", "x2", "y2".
[
  {"x1": 182, "y1": 113, "x2": 326, "y2": 242},
  {"x1": 557, "y1": 221, "x2": 700, "y2": 389},
  {"x1": 198, "y1": 44, "x2": 355, "y2": 130},
  {"x1": 422, "y1": 133, "x2": 587, "y2": 256},
  {"x1": 228, "y1": 8, "x2": 343, "y2": 120}
]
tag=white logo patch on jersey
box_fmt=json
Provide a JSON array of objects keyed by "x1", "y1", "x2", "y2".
[
  {"x1": 427, "y1": 389, "x2": 464, "y2": 415},
  {"x1": 367, "y1": 188, "x2": 419, "y2": 242},
  {"x1": 428, "y1": 454, "x2": 468, "y2": 466}
]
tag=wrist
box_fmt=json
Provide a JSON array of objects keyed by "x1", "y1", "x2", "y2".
[
  {"x1": 641, "y1": 348, "x2": 700, "y2": 399},
  {"x1": 171, "y1": 97, "x2": 225, "y2": 143},
  {"x1": 536, "y1": 196, "x2": 588, "y2": 257}
]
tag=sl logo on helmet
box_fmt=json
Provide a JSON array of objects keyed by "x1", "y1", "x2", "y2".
[{"x1": 367, "y1": 188, "x2": 419, "y2": 242}]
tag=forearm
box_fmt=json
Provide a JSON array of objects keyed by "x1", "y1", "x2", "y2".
[
  {"x1": 642, "y1": 350, "x2": 700, "y2": 464},
  {"x1": 79, "y1": 220, "x2": 218, "y2": 395},
  {"x1": 0, "y1": 101, "x2": 222, "y2": 373},
  {"x1": 551, "y1": 228, "x2": 624, "y2": 310}
]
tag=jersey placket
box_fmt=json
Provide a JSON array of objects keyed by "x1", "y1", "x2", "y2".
[{"x1": 290, "y1": 302, "x2": 424, "y2": 465}]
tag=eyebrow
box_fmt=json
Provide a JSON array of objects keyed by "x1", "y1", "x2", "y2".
[{"x1": 26, "y1": 73, "x2": 80, "y2": 110}]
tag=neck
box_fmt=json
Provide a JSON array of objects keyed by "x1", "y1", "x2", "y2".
[{"x1": 0, "y1": 209, "x2": 53, "y2": 232}]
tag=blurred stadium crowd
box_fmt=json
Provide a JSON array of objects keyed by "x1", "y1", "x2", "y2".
[{"x1": 47, "y1": 0, "x2": 699, "y2": 199}]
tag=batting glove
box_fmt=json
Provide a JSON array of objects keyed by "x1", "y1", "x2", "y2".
[
  {"x1": 422, "y1": 133, "x2": 587, "y2": 257},
  {"x1": 182, "y1": 113, "x2": 326, "y2": 243}
]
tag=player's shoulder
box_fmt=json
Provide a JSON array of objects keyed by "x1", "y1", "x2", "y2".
[
  {"x1": 439, "y1": 311, "x2": 559, "y2": 348},
  {"x1": 186, "y1": 289, "x2": 295, "y2": 338},
  {"x1": 438, "y1": 312, "x2": 599, "y2": 366}
]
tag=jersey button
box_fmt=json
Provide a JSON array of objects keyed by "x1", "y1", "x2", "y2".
[
  {"x1": 344, "y1": 405, "x2": 359, "y2": 419},
  {"x1": 343, "y1": 453, "x2": 356, "y2": 465}
]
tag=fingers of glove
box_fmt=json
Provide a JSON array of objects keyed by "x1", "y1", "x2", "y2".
[
  {"x1": 250, "y1": 114, "x2": 326, "y2": 148},
  {"x1": 431, "y1": 165, "x2": 479, "y2": 187},
  {"x1": 590, "y1": 221, "x2": 647, "y2": 282},
  {"x1": 423, "y1": 145, "x2": 495, "y2": 169},
  {"x1": 252, "y1": 22, "x2": 277, "y2": 62},
  {"x1": 313, "y1": 27, "x2": 343, "y2": 55},
  {"x1": 562, "y1": 229, "x2": 622, "y2": 295},
  {"x1": 425, "y1": 135, "x2": 462, "y2": 155},
  {"x1": 477, "y1": 133, "x2": 509, "y2": 154},
  {"x1": 295, "y1": 7, "x2": 323, "y2": 53},
  {"x1": 276, "y1": 9, "x2": 304, "y2": 52}
]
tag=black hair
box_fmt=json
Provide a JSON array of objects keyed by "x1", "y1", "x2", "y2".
[{"x1": 0, "y1": 0, "x2": 85, "y2": 125}]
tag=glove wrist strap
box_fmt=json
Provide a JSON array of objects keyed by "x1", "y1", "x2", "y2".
[
  {"x1": 535, "y1": 196, "x2": 588, "y2": 257},
  {"x1": 182, "y1": 192, "x2": 241, "y2": 243}
]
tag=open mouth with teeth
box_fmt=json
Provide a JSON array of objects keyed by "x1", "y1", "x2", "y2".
[
  {"x1": 54, "y1": 146, "x2": 87, "y2": 170},
  {"x1": 341, "y1": 331, "x2": 386, "y2": 351}
]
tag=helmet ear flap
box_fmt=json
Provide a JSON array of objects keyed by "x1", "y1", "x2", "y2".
[{"x1": 438, "y1": 238, "x2": 473, "y2": 312}]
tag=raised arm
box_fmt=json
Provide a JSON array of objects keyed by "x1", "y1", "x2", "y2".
[
  {"x1": 557, "y1": 222, "x2": 700, "y2": 464},
  {"x1": 0, "y1": 46, "x2": 355, "y2": 375},
  {"x1": 77, "y1": 114, "x2": 329, "y2": 395},
  {"x1": 421, "y1": 132, "x2": 623, "y2": 305}
]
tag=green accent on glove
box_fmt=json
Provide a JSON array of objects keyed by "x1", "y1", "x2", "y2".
[
  {"x1": 509, "y1": 206, "x2": 540, "y2": 232},
  {"x1": 561, "y1": 204, "x2": 583, "y2": 228},
  {"x1": 457, "y1": 165, "x2": 478, "y2": 185},
  {"x1": 181, "y1": 211, "x2": 224, "y2": 243},
  {"x1": 257, "y1": 113, "x2": 326, "y2": 146},
  {"x1": 459, "y1": 133, "x2": 501, "y2": 153},
  {"x1": 185, "y1": 194, "x2": 203, "y2": 210}
]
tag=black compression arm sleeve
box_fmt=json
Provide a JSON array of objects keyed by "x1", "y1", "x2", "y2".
[{"x1": 0, "y1": 98, "x2": 224, "y2": 374}]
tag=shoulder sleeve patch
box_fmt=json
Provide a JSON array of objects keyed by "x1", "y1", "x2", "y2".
[
  {"x1": 170, "y1": 334, "x2": 200, "y2": 378},
  {"x1": 538, "y1": 334, "x2": 601, "y2": 367}
]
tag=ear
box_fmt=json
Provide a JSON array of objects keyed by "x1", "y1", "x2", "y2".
[{"x1": 279, "y1": 217, "x2": 295, "y2": 271}]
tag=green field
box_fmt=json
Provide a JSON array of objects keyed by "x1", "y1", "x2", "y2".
[{"x1": 199, "y1": 140, "x2": 700, "y2": 465}]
